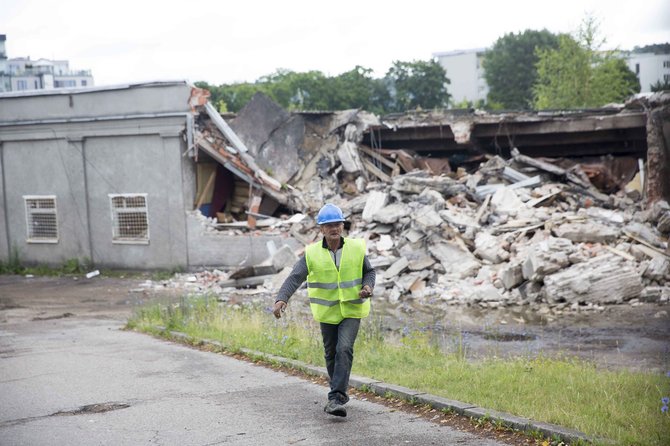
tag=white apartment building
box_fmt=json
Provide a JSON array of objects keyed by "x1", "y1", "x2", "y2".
[
  {"x1": 432, "y1": 48, "x2": 489, "y2": 105},
  {"x1": 434, "y1": 47, "x2": 669, "y2": 107},
  {"x1": 624, "y1": 52, "x2": 670, "y2": 92},
  {"x1": 0, "y1": 35, "x2": 94, "y2": 92}
]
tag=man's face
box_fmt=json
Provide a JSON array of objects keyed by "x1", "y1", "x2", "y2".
[{"x1": 320, "y1": 222, "x2": 344, "y2": 241}]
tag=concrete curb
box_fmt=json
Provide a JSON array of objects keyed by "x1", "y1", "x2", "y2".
[{"x1": 163, "y1": 329, "x2": 591, "y2": 445}]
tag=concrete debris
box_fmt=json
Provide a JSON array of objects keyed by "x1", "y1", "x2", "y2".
[
  {"x1": 170, "y1": 92, "x2": 670, "y2": 318},
  {"x1": 643, "y1": 257, "x2": 670, "y2": 281},
  {"x1": 372, "y1": 203, "x2": 410, "y2": 224},
  {"x1": 270, "y1": 244, "x2": 299, "y2": 271},
  {"x1": 542, "y1": 254, "x2": 643, "y2": 304},
  {"x1": 474, "y1": 232, "x2": 510, "y2": 263},
  {"x1": 383, "y1": 257, "x2": 410, "y2": 280},
  {"x1": 428, "y1": 242, "x2": 481, "y2": 279},
  {"x1": 521, "y1": 237, "x2": 575, "y2": 282},
  {"x1": 362, "y1": 191, "x2": 389, "y2": 222},
  {"x1": 551, "y1": 221, "x2": 619, "y2": 244}
]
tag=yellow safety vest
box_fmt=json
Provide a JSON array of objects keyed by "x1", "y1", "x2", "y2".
[{"x1": 305, "y1": 237, "x2": 370, "y2": 324}]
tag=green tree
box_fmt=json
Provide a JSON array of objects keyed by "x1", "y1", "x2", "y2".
[
  {"x1": 385, "y1": 60, "x2": 450, "y2": 112},
  {"x1": 632, "y1": 43, "x2": 670, "y2": 54},
  {"x1": 534, "y1": 16, "x2": 640, "y2": 109},
  {"x1": 330, "y1": 66, "x2": 391, "y2": 114},
  {"x1": 650, "y1": 79, "x2": 670, "y2": 92},
  {"x1": 194, "y1": 81, "x2": 228, "y2": 112},
  {"x1": 258, "y1": 69, "x2": 332, "y2": 110},
  {"x1": 218, "y1": 82, "x2": 268, "y2": 112},
  {"x1": 483, "y1": 29, "x2": 560, "y2": 109},
  {"x1": 590, "y1": 57, "x2": 640, "y2": 103},
  {"x1": 197, "y1": 59, "x2": 453, "y2": 114}
]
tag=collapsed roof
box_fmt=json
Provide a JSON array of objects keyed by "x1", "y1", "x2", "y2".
[{"x1": 189, "y1": 90, "x2": 670, "y2": 222}]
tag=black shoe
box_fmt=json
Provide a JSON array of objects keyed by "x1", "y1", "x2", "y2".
[{"x1": 324, "y1": 400, "x2": 347, "y2": 417}]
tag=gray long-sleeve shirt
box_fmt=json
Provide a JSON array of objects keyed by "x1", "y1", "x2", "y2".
[{"x1": 275, "y1": 237, "x2": 376, "y2": 303}]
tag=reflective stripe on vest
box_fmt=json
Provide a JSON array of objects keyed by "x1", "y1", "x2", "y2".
[
  {"x1": 305, "y1": 238, "x2": 370, "y2": 324},
  {"x1": 307, "y1": 278, "x2": 363, "y2": 290}
]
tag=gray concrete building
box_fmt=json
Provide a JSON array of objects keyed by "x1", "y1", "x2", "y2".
[{"x1": 0, "y1": 81, "x2": 298, "y2": 270}]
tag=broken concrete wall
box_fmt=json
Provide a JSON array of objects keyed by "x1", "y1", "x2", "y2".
[
  {"x1": 227, "y1": 93, "x2": 307, "y2": 184},
  {"x1": 640, "y1": 92, "x2": 670, "y2": 203},
  {"x1": 186, "y1": 212, "x2": 301, "y2": 268},
  {"x1": 229, "y1": 92, "x2": 291, "y2": 159}
]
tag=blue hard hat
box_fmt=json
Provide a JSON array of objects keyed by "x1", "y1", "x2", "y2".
[{"x1": 317, "y1": 203, "x2": 345, "y2": 225}]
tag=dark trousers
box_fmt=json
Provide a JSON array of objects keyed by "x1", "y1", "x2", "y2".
[{"x1": 320, "y1": 318, "x2": 361, "y2": 404}]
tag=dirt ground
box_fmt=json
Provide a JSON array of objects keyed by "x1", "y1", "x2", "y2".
[
  {"x1": 0, "y1": 274, "x2": 181, "y2": 326},
  {"x1": 1, "y1": 273, "x2": 668, "y2": 373}
]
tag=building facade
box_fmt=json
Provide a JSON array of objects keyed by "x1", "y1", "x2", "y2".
[
  {"x1": 624, "y1": 52, "x2": 670, "y2": 92},
  {"x1": 433, "y1": 49, "x2": 488, "y2": 105},
  {"x1": 0, "y1": 35, "x2": 94, "y2": 93},
  {"x1": 0, "y1": 81, "x2": 297, "y2": 270}
]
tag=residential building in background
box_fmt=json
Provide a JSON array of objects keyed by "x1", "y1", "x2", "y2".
[
  {"x1": 0, "y1": 35, "x2": 94, "y2": 92},
  {"x1": 433, "y1": 48, "x2": 488, "y2": 105},
  {"x1": 624, "y1": 51, "x2": 670, "y2": 92},
  {"x1": 434, "y1": 45, "x2": 669, "y2": 107}
]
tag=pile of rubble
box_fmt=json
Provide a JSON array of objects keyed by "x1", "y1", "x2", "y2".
[
  {"x1": 176, "y1": 91, "x2": 670, "y2": 314},
  {"x1": 343, "y1": 170, "x2": 669, "y2": 312},
  {"x1": 175, "y1": 159, "x2": 670, "y2": 315}
]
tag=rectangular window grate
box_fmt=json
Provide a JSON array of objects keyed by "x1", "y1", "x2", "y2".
[
  {"x1": 110, "y1": 194, "x2": 149, "y2": 243},
  {"x1": 25, "y1": 196, "x2": 59, "y2": 243}
]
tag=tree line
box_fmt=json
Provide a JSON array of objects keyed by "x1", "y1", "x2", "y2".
[
  {"x1": 197, "y1": 17, "x2": 664, "y2": 115},
  {"x1": 197, "y1": 60, "x2": 450, "y2": 116}
]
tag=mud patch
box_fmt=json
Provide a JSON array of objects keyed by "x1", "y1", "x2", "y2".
[
  {"x1": 477, "y1": 331, "x2": 537, "y2": 342},
  {"x1": 53, "y1": 402, "x2": 130, "y2": 416},
  {"x1": 32, "y1": 312, "x2": 75, "y2": 321}
]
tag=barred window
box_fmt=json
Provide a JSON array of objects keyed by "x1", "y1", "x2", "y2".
[
  {"x1": 109, "y1": 194, "x2": 149, "y2": 244},
  {"x1": 24, "y1": 196, "x2": 59, "y2": 243}
]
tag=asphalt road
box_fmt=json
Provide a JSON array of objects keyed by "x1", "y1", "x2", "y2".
[{"x1": 0, "y1": 277, "x2": 511, "y2": 446}]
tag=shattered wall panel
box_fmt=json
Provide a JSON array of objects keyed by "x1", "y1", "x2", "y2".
[
  {"x1": 256, "y1": 115, "x2": 305, "y2": 184},
  {"x1": 229, "y1": 92, "x2": 290, "y2": 158}
]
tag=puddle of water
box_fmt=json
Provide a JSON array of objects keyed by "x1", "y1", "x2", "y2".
[
  {"x1": 367, "y1": 299, "x2": 670, "y2": 372},
  {"x1": 478, "y1": 331, "x2": 536, "y2": 342}
]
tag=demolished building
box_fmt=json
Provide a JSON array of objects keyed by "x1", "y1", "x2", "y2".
[
  {"x1": 181, "y1": 90, "x2": 670, "y2": 311},
  {"x1": 1, "y1": 83, "x2": 668, "y2": 311},
  {"x1": 0, "y1": 82, "x2": 305, "y2": 270}
]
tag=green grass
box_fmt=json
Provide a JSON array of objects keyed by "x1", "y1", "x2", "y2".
[
  {"x1": 0, "y1": 252, "x2": 179, "y2": 281},
  {"x1": 0, "y1": 256, "x2": 93, "y2": 276},
  {"x1": 127, "y1": 295, "x2": 670, "y2": 446}
]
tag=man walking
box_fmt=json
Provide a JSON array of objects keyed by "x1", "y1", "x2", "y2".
[{"x1": 273, "y1": 203, "x2": 376, "y2": 417}]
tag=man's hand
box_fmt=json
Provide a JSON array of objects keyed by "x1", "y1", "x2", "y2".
[
  {"x1": 359, "y1": 285, "x2": 372, "y2": 298},
  {"x1": 273, "y1": 301, "x2": 287, "y2": 319}
]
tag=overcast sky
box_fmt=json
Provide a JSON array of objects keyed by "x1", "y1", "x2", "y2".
[{"x1": 2, "y1": 0, "x2": 669, "y2": 87}]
